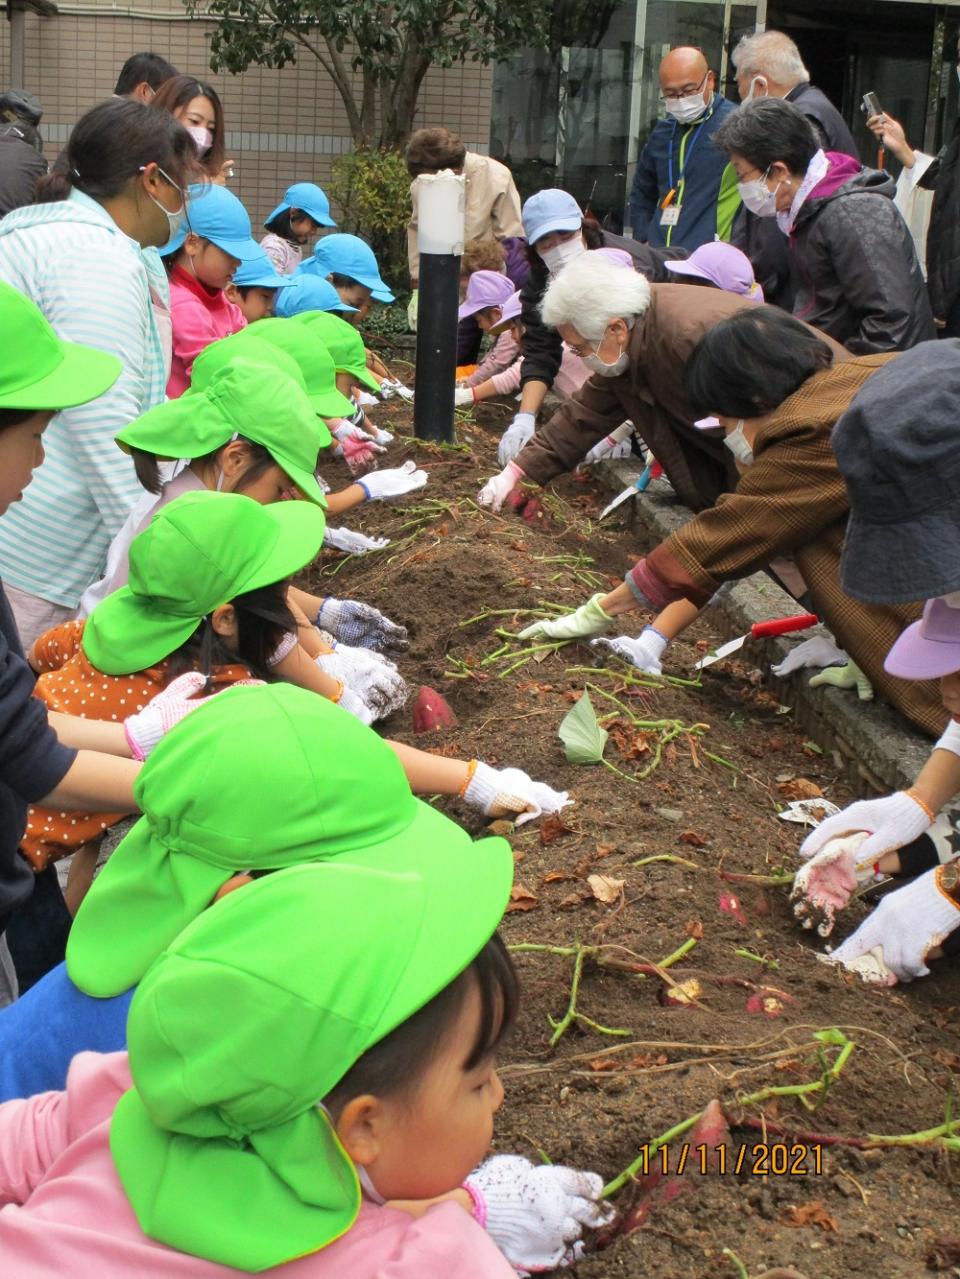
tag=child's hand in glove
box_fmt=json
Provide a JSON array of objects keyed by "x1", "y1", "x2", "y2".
[
  {"x1": 462, "y1": 762, "x2": 571, "y2": 826},
  {"x1": 809, "y1": 658, "x2": 874, "y2": 700},
  {"x1": 464, "y1": 1155, "x2": 614, "y2": 1274},
  {"x1": 591, "y1": 625, "x2": 667, "y2": 674}
]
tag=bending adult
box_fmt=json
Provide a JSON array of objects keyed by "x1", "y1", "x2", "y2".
[
  {"x1": 479, "y1": 252, "x2": 846, "y2": 515},
  {"x1": 792, "y1": 341, "x2": 960, "y2": 983},
  {"x1": 714, "y1": 98, "x2": 935, "y2": 354},
  {"x1": 151, "y1": 73, "x2": 233, "y2": 185},
  {"x1": 509, "y1": 307, "x2": 944, "y2": 741},
  {"x1": 503, "y1": 189, "x2": 687, "y2": 465},
  {"x1": 0, "y1": 98, "x2": 198, "y2": 648}
]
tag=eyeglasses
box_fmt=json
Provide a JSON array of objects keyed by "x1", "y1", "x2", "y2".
[{"x1": 660, "y1": 71, "x2": 708, "y2": 101}]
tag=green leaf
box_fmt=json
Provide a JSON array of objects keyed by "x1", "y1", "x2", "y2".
[{"x1": 558, "y1": 691, "x2": 608, "y2": 764}]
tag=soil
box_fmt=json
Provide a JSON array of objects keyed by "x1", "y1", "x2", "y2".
[{"x1": 300, "y1": 383, "x2": 960, "y2": 1279}]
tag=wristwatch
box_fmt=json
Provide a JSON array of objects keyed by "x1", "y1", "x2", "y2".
[{"x1": 938, "y1": 862, "x2": 960, "y2": 902}]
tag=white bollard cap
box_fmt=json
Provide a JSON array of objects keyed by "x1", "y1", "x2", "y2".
[{"x1": 416, "y1": 170, "x2": 465, "y2": 256}]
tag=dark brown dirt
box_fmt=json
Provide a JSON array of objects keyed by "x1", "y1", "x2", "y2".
[{"x1": 300, "y1": 387, "x2": 960, "y2": 1279}]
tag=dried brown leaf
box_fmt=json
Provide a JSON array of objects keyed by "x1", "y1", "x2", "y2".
[
  {"x1": 505, "y1": 884, "x2": 539, "y2": 913},
  {"x1": 539, "y1": 813, "x2": 574, "y2": 846},
  {"x1": 679, "y1": 830, "x2": 708, "y2": 848},
  {"x1": 779, "y1": 1201, "x2": 839, "y2": 1232},
  {"x1": 777, "y1": 777, "x2": 824, "y2": 801},
  {"x1": 588, "y1": 873, "x2": 625, "y2": 904}
]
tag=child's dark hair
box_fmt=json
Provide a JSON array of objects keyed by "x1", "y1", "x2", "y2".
[
  {"x1": 324, "y1": 933, "x2": 518, "y2": 1115},
  {"x1": 0, "y1": 406, "x2": 40, "y2": 433},
  {"x1": 130, "y1": 436, "x2": 277, "y2": 496},
  {"x1": 150, "y1": 75, "x2": 225, "y2": 178},
  {"x1": 165, "y1": 578, "x2": 296, "y2": 688},
  {"x1": 265, "y1": 207, "x2": 314, "y2": 243},
  {"x1": 36, "y1": 98, "x2": 199, "y2": 204},
  {"x1": 328, "y1": 271, "x2": 361, "y2": 291}
]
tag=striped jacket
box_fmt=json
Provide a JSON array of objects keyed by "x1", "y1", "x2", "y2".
[{"x1": 0, "y1": 191, "x2": 170, "y2": 606}]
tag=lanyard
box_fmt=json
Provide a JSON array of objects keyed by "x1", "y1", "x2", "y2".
[{"x1": 666, "y1": 108, "x2": 711, "y2": 195}]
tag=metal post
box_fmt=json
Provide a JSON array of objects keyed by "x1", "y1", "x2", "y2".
[{"x1": 413, "y1": 169, "x2": 465, "y2": 442}]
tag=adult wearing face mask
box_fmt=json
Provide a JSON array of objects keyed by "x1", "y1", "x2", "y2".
[
  {"x1": 501, "y1": 189, "x2": 686, "y2": 465},
  {"x1": 479, "y1": 252, "x2": 847, "y2": 514},
  {"x1": 628, "y1": 46, "x2": 740, "y2": 252},
  {"x1": 500, "y1": 306, "x2": 942, "y2": 742},
  {"x1": 790, "y1": 342, "x2": 960, "y2": 985},
  {"x1": 715, "y1": 98, "x2": 935, "y2": 354},
  {"x1": 728, "y1": 31, "x2": 857, "y2": 311},
  {"x1": 151, "y1": 74, "x2": 234, "y2": 186}
]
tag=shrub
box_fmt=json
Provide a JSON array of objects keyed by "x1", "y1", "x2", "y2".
[{"x1": 329, "y1": 146, "x2": 411, "y2": 290}]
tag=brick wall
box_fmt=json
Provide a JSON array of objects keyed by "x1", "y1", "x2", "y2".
[{"x1": 0, "y1": 0, "x2": 493, "y2": 228}]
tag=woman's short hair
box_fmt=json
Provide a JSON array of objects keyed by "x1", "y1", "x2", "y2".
[
  {"x1": 713, "y1": 98, "x2": 819, "y2": 177},
  {"x1": 540, "y1": 253, "x2": 650, "y2": 343},
  {"x1": 684, "y1": 306, "x2": 834, "y2": 418},
  {"x1": 461, "y1": 236, "x2": 506, "y2": 276},
  {"x1": 406, "y1": 127, "x2": 466, "y2": 178}
]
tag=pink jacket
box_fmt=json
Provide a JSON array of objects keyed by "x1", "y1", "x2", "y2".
[
  {"x1": 478, "y1": 343, "x2": 590, "y2": 402},
  {"x1": 0, "y1": 1053, "x2": 516, "y2": 1279},
  {"x1": 166, "y1": 265, "x2": 246, "y2": 398}
]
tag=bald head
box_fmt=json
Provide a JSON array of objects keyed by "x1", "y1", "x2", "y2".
[{"x1": 659, "y1": 47, "x2": 713, "y2": 105}]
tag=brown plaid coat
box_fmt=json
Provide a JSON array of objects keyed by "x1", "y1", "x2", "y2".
[{"x1": 646, "y1": 355, "x2": 946, "y2": 739}]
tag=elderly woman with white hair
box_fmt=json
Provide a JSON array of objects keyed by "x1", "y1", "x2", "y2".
[{"x1": 478, "y1": 251, "x2": 844, "y2": 515}]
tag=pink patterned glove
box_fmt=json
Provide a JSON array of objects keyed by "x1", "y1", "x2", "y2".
[{"x1": 123, "y1": 671, "x2": 264, "y2": 760}]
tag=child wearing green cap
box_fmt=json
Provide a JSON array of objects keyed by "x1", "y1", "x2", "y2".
[
  {"x1": 0, "y1": 281, "x2": 216, "y2": 1001},
  {"x1": 0, "y1": 683, "x2": 609, "y2": 1276},
  {"x1": 1, "y1": 682, "x2": 568, "y2": 1101}
]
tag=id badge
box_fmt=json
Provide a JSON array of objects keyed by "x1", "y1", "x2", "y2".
[{"x1": 659, "y1": 205, "x2": 680, "y2": 227}]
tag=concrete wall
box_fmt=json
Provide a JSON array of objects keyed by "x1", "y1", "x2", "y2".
[{"x1": 0, "y1": 0, "x2": 493, "y2": 228}]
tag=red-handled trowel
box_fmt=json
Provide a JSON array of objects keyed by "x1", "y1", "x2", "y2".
[{"x1": 694, "y1": 613, "x2": 819, "y2": 671}]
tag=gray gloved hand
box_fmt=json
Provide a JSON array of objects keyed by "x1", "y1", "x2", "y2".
[
  {"x1": 771, "y1": 634, "x2": 847, "y2": 677},
  {"x1": 324, "y1": 527, "x2": 390, "y2": 554},
  {"x1": 315, "y1": 597, "x2": 409, "y2": 653},
  {"x1": 498, "y1": 412, "x2": 536, "y2": 467},
  {"x1": 316, "y1": 644, "x2": 409, "y2": 721}
]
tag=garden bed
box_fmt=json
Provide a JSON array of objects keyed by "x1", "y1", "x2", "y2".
[{"x1": 300, "y1": 387, "x2": 960, "y2": 1279}]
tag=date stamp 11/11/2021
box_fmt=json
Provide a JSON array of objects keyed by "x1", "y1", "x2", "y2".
[{"x1": 639, "y1": 1143, "x2": 824, "y2": 1178}]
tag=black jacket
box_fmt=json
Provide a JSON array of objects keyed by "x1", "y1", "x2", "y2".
[
  {"x1": 0, "y1": 585, "x2": 75, "y2": 930},
  {"x1": 519, "y1": 235, "x2": 688, "y2": 391},
  {"x1": 0, "y1": 133, "x2": 46, "y2": 220},
  {"x1": 921, "y1": 124, "x2": 960, "y2": 324},
  {"x1": 785, "y1": 83, "x2": 859, "y2": 158},
  {"x1": 791, "y1": 162, "x2": 936, "y2": 354}
]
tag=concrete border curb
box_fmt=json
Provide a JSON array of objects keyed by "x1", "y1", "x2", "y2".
[{"x1": 593, "y1": 457, "x2": 931, "y2": 797}]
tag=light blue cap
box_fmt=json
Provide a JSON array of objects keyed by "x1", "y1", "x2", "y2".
[
  {"x1": 264, "y1": 182, "x2": 336, "y2": 230},
  {"x1": 232, "y1": 248, "x2": 293, "y2": 290},
  {"x1": 274, "y1": 274, "x2": 358, "y2": 319},
  {"x1": 522, "y1": 188, "x2": 583, "y2": 247},
  {"x1": 299, "y1": 233, "x2": 394, "y2": 304},
  {"x1": 161, "y1": 184, "x2": 261, "y2": 261}
]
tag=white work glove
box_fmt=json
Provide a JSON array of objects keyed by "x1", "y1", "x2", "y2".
[
  {"x1": 334, "y1": 428, "x2": 385, "y2": 475},
  {"x1": 498, "y1": 412, "x2": 537, "y2": 467},
  {"x1": 366, "y1": 422, "x2": 394, "y2": 444},
  {"x1": 359, "y1": 459, "x2": 428, "y2": 501},
  {"x1": 324, "y1": 526, "x2": 390, "y2": 554},
  {"x1": 316, "y1": 644, "x2": 410, "y2": 720},
  {"x1": 518, "y1": 594, "x2": 613, "y2": 643},
  {"x1": 454, "y1": 386, "x2": 477, "y2": 407},
  {"x1": 463, "y1": 761, "x2": 571, "y2": 827},
  {"x1": 822, "y1": 866, "x2": 960, "y2": 983},
  {"x1": 771, "y1": 634, "x2": 847, "y2": 677},
  {"x1": 379, "y1": 377, "x2": 414, "y2": 403},
  {"x1": 334, "y1": 684, "x2": 375, "y2": 726},
  {"x1": 790, "y1": 832, "x2": 874, "y2": 938},
  {"x1": 590, "y1": 625, "x2": 667, "y2": 675},
  {"x1": 478, "y1": 461, "x2": 525, "y2": 512},
  {"x1": 809, "y1": 658, "x2": 874, "y2": 701},
  {"x1": 315, "y1": 597, "x2": 409, "y2": 652},
  {"x1": 407, "y1": 289, "x2": 418, "y2": 332},
  {"x1": 123, "y1": 671, "x2": 263, "y2": 760},
  {"x1": 465, "y1": 1155, "x2": 614, "y2": 1274},
  {"x1": 578, "y1": 422, "x2": 634, "y2": 468},
  {"x1": 799, "y1": 791, "x2": 934, "y2": 862},
  {"x1": 331, "y1": 418, "x2": 385, "y2": 448}
]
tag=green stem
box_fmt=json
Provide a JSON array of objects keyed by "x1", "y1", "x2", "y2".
[
  {"x1": 632, "y1": 854, "x2": 701, "y2": 870},
  {"x1": 722, "y1": 1248, "x2": 750, "y2": 1279},
  {"x1": 735, "y1": 948, "x2": 779, "y2": 970},
  {"x1": 548, "y1": 945, "x2": 589, "y2": 1046},
  {"x1": 658, "y1": 936, "x2": 698, "y2": 968}
]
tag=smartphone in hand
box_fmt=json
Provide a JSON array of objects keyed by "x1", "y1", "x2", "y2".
[{"x1": 861, "y1": 91, "x2": 882, "y2": 118}]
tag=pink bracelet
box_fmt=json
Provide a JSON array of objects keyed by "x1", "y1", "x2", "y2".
[{"x1": 461, "y1": 1179, "x2": 486, "y2": 1226}]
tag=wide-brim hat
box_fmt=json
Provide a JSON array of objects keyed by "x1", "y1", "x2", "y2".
[
  {"x1": 234, "y1": 318, "x2": 356, "y2": 419},
  {"x1": 265, "y1": 181, "x2": 336, "y2": 229},
  {"x1": 884, "y1": 597, "x2": 960, "y2": 679},
  {"x1": 293, "y1": 311, "x2": 381, "y2": 392}
]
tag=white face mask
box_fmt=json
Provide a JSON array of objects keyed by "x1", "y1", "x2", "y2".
[
  {"x1": 663, "y1": 91, "x2": 709, "y2": 125},
  {"x1": 724, "y1": 419, "x2": 754, "y2": 466},
  {"x1": 582, "y1": 327, "x2": 630, "y2": 378},
  {"x1": 186, "y1": 125, "x2": 213, "y2": 156},
  {"x1": 743, "y1": 76, "x2": 766, "y2": 104},
  {"x1": 540, "y1": 236, "x2": 586, "y2": 275},
  {"x1": 737, "y1": 168, "x2": 781, "y2": 218},
  {"x1": 942, "y1": 590, "x2": 960, "y2": 608}
]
